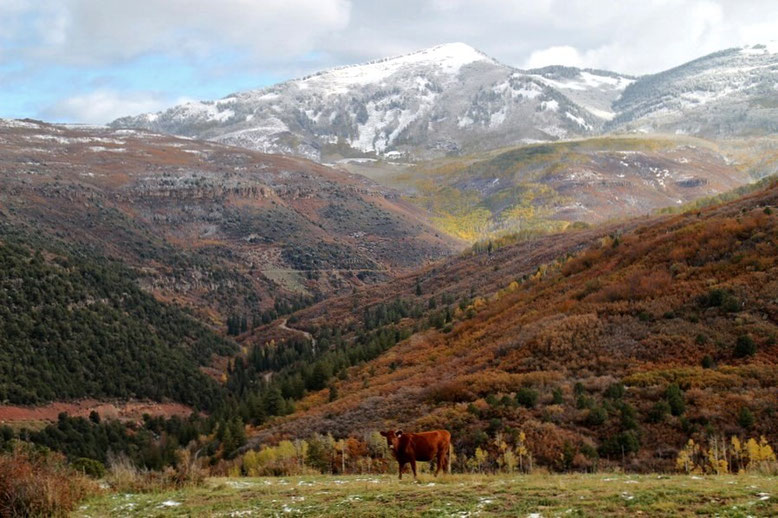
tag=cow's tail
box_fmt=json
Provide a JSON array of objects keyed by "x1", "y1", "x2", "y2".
[{"x1": 447, "y1": 442, "x2": 453, "y2": 475}]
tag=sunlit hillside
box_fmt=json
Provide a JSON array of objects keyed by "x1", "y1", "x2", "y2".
[
  {"x1": 342, "y1": 135, "x2": 757, "y2": 241},
  {"x1": 253, "y1": 176, "x2": 778, "y2": 473}
]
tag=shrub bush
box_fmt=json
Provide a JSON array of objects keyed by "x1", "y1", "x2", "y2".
[
  {"x1": 647, "y1": 401, "x2": 670, "y2": 423},
  {"x1": 71, "y1": 457, "x2": 106, "y2": 479},
  {"x1": 0, "y1": 445, "x2": 96, "y2": 517},
  {"x1": 734, "y1": 335, "x2": 757, "y2": 358},
  {"x1": 586, "y1": 406, "x2": 608, "y2": 427},
  {"x1": 551, "y1": 387, "x2": 564, "y2": 405},
  {"x1": 516, "y1": 388, "x2": 539, "y2": 408},
  {"x1": 604, "y1": 383, "x2": 625, "y2": 399},
  {"x1": 738, "y1": 407, "x2": 755, "y2": 429},
  {"x1": 666, "y1": 383, "x2": 685, "y2": 416},
  {"x1": 598, "y1": 431, "x2": 641, "y2": 457}
]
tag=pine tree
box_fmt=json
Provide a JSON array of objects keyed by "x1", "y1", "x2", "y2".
[
  {"x1": 231, "y1": 417, "x2": 246, "y2": 449},
  {"x1": 221, "y1": 426, "x2": 235, "y2": 455},
  {"x1": 263, "y1": 386, "x2": 284, "y2": 416}
]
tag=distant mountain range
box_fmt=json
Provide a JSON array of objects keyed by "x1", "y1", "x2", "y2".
[{"x1": 112, "y1": 42, "x2": 778, "y2": 161}]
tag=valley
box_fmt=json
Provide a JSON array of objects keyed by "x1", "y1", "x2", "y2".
[{"x1": 2, "y1": 31, "x2": 778, "y2": 517}]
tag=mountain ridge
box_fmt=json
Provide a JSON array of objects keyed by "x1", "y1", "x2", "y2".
[
  {"x1": 110, "y1": 42, "x2": 601, "y2": 160},
  {"x1": 111, "y1": 41, "x2": 778, "y2": 162}
]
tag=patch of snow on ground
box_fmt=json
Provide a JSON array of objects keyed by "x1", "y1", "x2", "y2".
[
  {"x1": 565, "y1": 112, "x2": 591, "y2": 129},
  {"x1": 458, "y1": 115, "x2": 475, "y2": 128},
  {"x1": 225, "y1": 480, "x2": 258, "y2": 489},
  {"x1": 175, "y1": 102, "x2": 235, "y2": 123},
  {"x1": 489, "y1": 108, "x2": 507, "y2": 127},
  {"x1": 531, "y1": 72, "x2": 634, "y2": 93},
  {"x1": 0, "y1": 118, "x2": 41, "y2": 129},
  {"x1": 584, "y1": 106, "x2": 615, "y2": 120},
  {"x1": 541, "y1": 125, "x2": 567, "y2": 138},
  {"x1": 88, "y1": 146, "x2": 126, "y2": 152}
]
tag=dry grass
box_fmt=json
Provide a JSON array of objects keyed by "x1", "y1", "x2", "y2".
[{"x1": 105, "y1": 451, "x2": 206, "y2": 494}]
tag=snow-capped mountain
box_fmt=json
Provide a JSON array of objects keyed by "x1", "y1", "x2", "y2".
[
  {"x1": 111, "y1": 43, "x2": 599, "y2": 161},
  {"x1": 111, "y1": 42, "x2": 778, "y2": 161},
  {"x1": 611, "y1": 42, "x2": 778, "y2": 136}
]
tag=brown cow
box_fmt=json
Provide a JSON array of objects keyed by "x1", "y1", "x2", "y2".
[{"x1": 380, "y1": 429, "x2": 451, "y2": 479}]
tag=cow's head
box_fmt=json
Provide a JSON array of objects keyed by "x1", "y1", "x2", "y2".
[{"x1": 379, "y1": 430, "x2": 403, "y2": 452}]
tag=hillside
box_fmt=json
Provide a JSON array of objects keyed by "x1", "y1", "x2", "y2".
[
  {"x1": 0, "y1": 119, "x2": 456, "y2": 325},
  {"x1": 341, "y1": 136, "x2": 751, "y2": 241},
  {"x1": 249, "y1": 177, "x2": 778, "y2": 471},
  {"x1": 0, "y1": 224, "x2": 233, "y2": 408},
  {"x1": 612, "y1": 43, "x2": 778, "y2": 137}
]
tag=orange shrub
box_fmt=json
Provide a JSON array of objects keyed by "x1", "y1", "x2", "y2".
[{"x1": 0, "y1": 445, "x2": 97, "y2": 517}]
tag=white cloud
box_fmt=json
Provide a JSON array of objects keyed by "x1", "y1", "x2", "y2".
[
  {"x1": 7, "y1": 0, "x2": 778, "y2": 75},
  {"x1": 12, "y1": 0, "x2": 351, "y2": 65},
  {"x1": 41, "y1": 90, "x2": 188, "y2": 124},
  {"x1": 515, "y1": 0, "x2": 778, "y2": 74},
  {"x1": 525, "y1": 46, "x2": 584, "y2": 69},
  {"x1": 6, "y1": 0, "x2": 778, "y2": 122}
]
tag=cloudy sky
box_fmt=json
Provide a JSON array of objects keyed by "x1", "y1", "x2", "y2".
[{"x1": 1, "y1": 0, "x2": 775, "y2": 124}]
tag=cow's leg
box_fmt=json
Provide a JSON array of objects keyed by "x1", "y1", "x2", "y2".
[
  {"x1": 398, "y1": 462, "x2": 405, "y2": 480},
  {"x1": 435, "y1": 448, "x2": 445, "y2": 477},
  {"x1": 410, "y1": 458, "x2": 417, "y2": 480}
]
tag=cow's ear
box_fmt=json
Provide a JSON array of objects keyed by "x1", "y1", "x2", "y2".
[
  {"x1": 379, "y1": 431, "x2": 387, "y2": 437},
  {"x1": 396, "y1": 430, "x2": 403, "y2": 437}
]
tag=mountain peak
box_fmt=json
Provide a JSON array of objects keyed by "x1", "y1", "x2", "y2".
[
  {"x1": 294, "y1": 42, "x2": 499, "y2": 92},
  {"x1": 406, "y1": 42, "x2": 496, "y2": 65}
]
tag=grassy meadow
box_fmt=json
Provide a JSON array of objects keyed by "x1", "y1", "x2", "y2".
[{"x1": 76, "y1": 473, "x2": 777, "y2": 517}]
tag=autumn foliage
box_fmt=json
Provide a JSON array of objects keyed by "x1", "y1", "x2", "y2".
[
  {"x1": 0, "y1": 445, "x2": 96, "y2": 517},
  {"x1": 252, "y1": 178, "x2": 778, "y2": 473}
]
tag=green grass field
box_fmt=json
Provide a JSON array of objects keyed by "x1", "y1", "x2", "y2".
[{"x1": 76, "y1": 473, "x2": 777, "y2": 517}]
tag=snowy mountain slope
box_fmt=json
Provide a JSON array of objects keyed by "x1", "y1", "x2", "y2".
[
  {"x1": 111, "y1": 43, "x2": 599, "y2": 161},
  {"x1": 610, "y1": 42, "x2": 778, "y2": 136},
  {"x1": 112, "y1": 42, "x2": 778, "y2": 162},
  {"x1": 527, "y1": 66, "x2": 635, "y2": 121}
]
